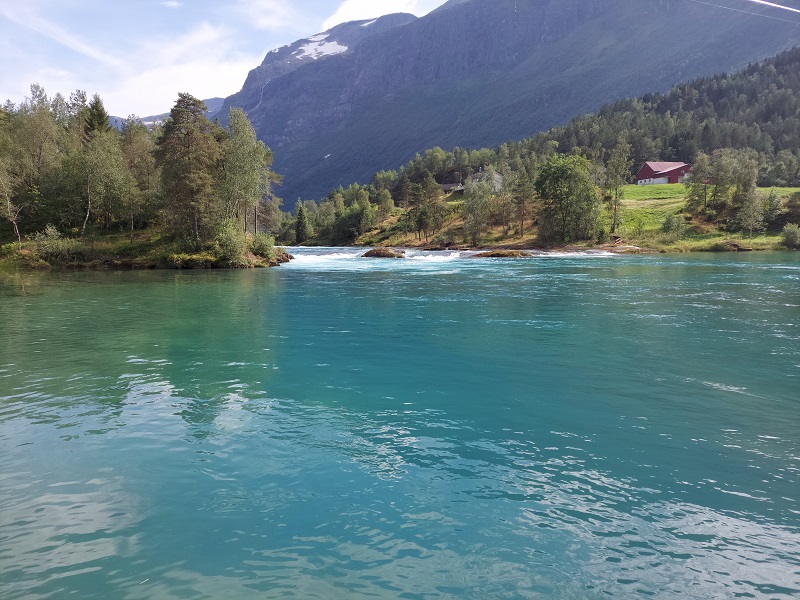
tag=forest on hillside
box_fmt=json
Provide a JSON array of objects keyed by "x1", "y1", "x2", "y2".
[{"x1": 289, "y1": 47, "x2": 800, "y2": 247}]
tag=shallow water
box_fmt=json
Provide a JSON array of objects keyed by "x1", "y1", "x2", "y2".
[{"x1": 1, "y1": 249, "x2": 799, "y2": 598}]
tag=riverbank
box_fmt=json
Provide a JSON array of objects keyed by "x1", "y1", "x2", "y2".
[
  {"x1": 349, "y1": 182, "x2": 797, "y2": 254},
  {"x1": 0, "y1": 231, "x2": 292, "y2": 271},
  {"x1": 1, "y1": 233, "x2": 790, "y2": 273}
]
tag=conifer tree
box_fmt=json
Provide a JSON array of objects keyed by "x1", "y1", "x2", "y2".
[
  {"x1": 156, "y1": 93, "x2": 222, "y2": 242},
  {"x1": 295, "y1": 200, "x2": 311, "y2": 243},
  {"x1": 85, "y1": 94, "x2": 111, "y2": 138}
]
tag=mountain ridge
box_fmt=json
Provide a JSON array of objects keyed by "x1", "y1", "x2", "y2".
[{"x1": 220, "y1": 0, "x2": 800, "y2": 201}]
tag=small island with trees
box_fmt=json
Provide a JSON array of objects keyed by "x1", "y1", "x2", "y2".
[{"x1": 2, "y1": 47, "x2": 800, "y2": 269}]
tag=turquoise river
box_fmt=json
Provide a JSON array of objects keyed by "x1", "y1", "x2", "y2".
[{"x1": 1, "y1": 248, "x2": 798, "y2": 599}]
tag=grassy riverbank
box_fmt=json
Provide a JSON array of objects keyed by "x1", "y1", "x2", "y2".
[
  {"x1": 2, "y1": 184, "x2": 797, "y2": 270},
  {"x1": 0, "y1": 229, "x2": 291, "y2": 271},
  {"x1": 356, "y1": 184, "x2": 799, "y2": 253}
]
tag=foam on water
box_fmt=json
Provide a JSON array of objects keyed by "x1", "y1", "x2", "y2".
[{"x1": 283, "y1": 246, "x2": 618, "y2": 273}]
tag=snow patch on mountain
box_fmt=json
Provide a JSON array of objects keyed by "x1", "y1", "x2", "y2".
[{"x1": 293, "y1": 38, "x2": 348, "y2": 60}]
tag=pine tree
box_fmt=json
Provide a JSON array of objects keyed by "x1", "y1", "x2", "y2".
[
  {"x1": 85, "y1": 94, "x2": 111, "y2": 138},
  {"x1": 295, "y1": 200, "x2": 311, "y2": 243},
  {"x1": 156, "y1": 94, "x2": 223, "y2": 242}
]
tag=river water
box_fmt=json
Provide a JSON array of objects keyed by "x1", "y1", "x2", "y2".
[{"x1": 1, "y1": 248, "x2": 798, "y2": 598}]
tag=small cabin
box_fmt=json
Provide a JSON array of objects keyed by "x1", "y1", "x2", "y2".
[
  {"x1": 636, "y1": 162, "x2": 691, "y2": 185},
  {"x1": 440, "y1": 183, "x2": 465, "y2": 194}
]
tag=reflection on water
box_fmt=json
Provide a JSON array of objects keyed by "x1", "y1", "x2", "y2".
[{"x1": 1, "y1": 252, "x2": 799, "y2": 598}]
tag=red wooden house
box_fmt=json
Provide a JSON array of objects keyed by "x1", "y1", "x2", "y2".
[{"x1": 636, "y1": 162, "x2": 691, "y2": 185}]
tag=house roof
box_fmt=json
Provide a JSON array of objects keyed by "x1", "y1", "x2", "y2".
[{"x1": 640, "y1": 161, "x2": 690, "y2": 175}]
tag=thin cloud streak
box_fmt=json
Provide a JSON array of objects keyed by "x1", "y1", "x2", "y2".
[
  {"x1": 745, "y1": 0, "x2": 800, "y2": 13},
  {"x1": 0, "y1": 5, "x2": 125, "y2": 70}
]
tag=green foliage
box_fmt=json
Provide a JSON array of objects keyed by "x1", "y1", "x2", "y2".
[
  {"x1": 220, "y1": 108, "x2": 273, "y2": 223},
  {"x1": 214, "y1": 219, "x2": 249, "y2": 263},
  {"x1": 250, "y1": 232, "x2": 275, "y2": 258},
  {"x1": 535, "y1": 154, "x2": 601, "y2": 243},
  {"x1": 156, "y1": 93, "x2": 223, "y2": 242},
  {"x1": 376, "y1": 189, "x2": 394, "y2": 218},
  {"x1": 782, "y1": 223, "x2": 800, "y2": 249},
  {"x1": 603, "y1": 134, "x2": 633, "y2": 233},
  {"x1": 295, "y1": 201, "x2": 312, "y2": 244},
  {"x1": 736, "y1": 189, "x2": 766, "y2": 239},
  {"x1": 31, "y1": 224, "x2": 82, "y2": 262},
  {"x1": 85, "y1": 94, "x2": 111, "y2": 138},
  {"x1": 526, "y1": 47, "x2": 800, "y2": 187},
  {"x1": 82, "y1": 129, "x2": 138, "y2": 234},
  {"x1": 661, "y1": 213, "x2": 686, "y2": 238},
  {"x1": 762, "y1": 189, "x2": 783, "y2": 228},
  {"x1": 167, "y1": 252, "x2": 216, "y2": 269},
  {"x1": 330, "y1": 196, "x2": 377, "y2": 245},
  {"x1": 462, "y1": 179, "x2": 492, "y2": 246}
]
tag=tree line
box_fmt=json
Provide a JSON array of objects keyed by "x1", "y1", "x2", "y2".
[{"x1": 1, "y1": 87, "x2": 282, "y2": 263}]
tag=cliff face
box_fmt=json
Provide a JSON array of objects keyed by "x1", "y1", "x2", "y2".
[
  {"x1": 217, "y1": 0, "x2": 800, "y2": 202},
  {"x1": 216, "y1": 13, "x2": 417, "y2": 131}
]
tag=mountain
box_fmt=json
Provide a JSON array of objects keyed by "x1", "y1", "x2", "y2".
[
  {"x1": 218, "y1": 0, "x2": 800, "y2": 202},
  {"x1": 215, "y1": 14, "x2": 417, "y2": 121}
]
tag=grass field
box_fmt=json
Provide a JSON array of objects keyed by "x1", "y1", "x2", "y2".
[
  {"x1": 619, "y1": 183, "x2": 687, "y2": 201},
  {"x1": 614, "y1": 184, "x2": 799, "y2": 251}
]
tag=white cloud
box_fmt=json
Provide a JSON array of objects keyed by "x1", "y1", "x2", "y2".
[
  {"x1": 162, "y1": 1, "x2": 182, "y2": 8},
  {"x1": 38, "y1": 68, "x2": 72, "y2": 79},
  {"x1": 138, "y1": 22, "x2": 232, "y2": 65},
  {"x1": 103, "y1": 54, "x2": 260, "y2": 118},
  {"x1": 236, "y1": 0, "x2": 304, "y2": 31},
  {"x1": 98, "y1": 23, "x2": 264, "y2": 116}
]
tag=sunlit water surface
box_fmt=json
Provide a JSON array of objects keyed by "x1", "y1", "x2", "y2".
[{"x1": 1, "y1": 248, "x2": 799, "y2": 599}]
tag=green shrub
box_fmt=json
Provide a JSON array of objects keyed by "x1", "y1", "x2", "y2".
[
  {"x1": 31, "y1": 225, "x2": 83, "y2": 262},
  {"x1": 213, "y1": 220, "x2": 248, "y2": 263},
  {"x1": 782, "y1": 223, "x2": 800, "y2": 249},
  {"x1": 250, "y1": 232, "x2": 275, "y2": 258},
  {"x1": 662, "y1": 213, "x2": 686, "y2": 236}
]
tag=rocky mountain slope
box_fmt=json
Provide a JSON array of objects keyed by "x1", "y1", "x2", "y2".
[{"x1": 216, "y1": 0, "x2": 800, "y2": 202}]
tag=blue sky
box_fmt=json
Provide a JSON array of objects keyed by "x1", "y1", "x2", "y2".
[{"x1": 0, "y1": 0, "x2": 446, "y2": 117}]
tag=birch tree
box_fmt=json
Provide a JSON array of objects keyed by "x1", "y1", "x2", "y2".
[{"x1": 220, "y1": 108, "x2": 273, "y2": 231}]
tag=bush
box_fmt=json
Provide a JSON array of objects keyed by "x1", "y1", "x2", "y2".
[
  {"x1": 782, "y1": 223, "x2": 800, "y2": 249},
  {"x1": 250, "y1": 232, "x2": 275, "y2": 258},
  {"x1": 213, "y1": 220, "x2": 248, "y2": 263},
  {"x1": 31, "y1": 225, "x2": 83, "y2": 262},
  {"x1": 661, "y1": 213, "x2": 686, "y2": 236}
]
